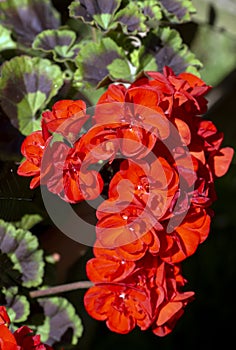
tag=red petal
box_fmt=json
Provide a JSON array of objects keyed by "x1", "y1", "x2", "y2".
[
  {"x1": 0, "y1": 325, "x2": 17, "y2": 349},
  {"x1": 84, "y1": 286, "x2": 113, "y2": 321},
  {"x1": 86, "y1": 256, "x2": 135, "y2": 282},
  {"x1": 157, "y1": 301, "x2": 183, "y2": 326},
  {"x1": 106, "y1": 309, "x2": 135, "y2": 334},
  {"x1": 174, "y1": 118, "x2": 191, "y2": 145},
  {"x1": 211, "y1": 147, "x2": 234, "y2": 177},
  {"x1": 178, "y1": 72, "x2": 207, "y2": 88},
  {"x1": 17, "y1": 161, "x2": 39, "y2": 176}
]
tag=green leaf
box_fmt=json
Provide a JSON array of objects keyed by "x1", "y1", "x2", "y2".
[
  {"x1": 0, "y1": 219, "x2": 45, "y2": 288},
  {"x1": 0, "y1": 24, "x2": 16, "y2": 51},
  {"x1": 0, "y1": 56, "x2": 64, "y2": 136},
  {"x1": 0, "y1": 0, "x2": 60, "y2": 47},
  {"x1": 74, "y1": 37, "x2": 130, "y2": 88},
  {"x1": 32, "y1": 29, "x2": 80, "y2": 62},
  {"x1": 107, "y1": 58, "x2": 131, "y2": 80},
  {"x1": 113, "y1": 2, "x2": 146, "y2": 34},
  {"x1": 131, "y1": 47, "x2": 158, "y2": 75},
  {"x1": 37, "y1": 297, "x2": 83, "y2": 346},
  {"x1": 93, "y1": 13, "x2": 112, "y2": 30},
  {"x1": 69, "y1": 0, "x2": 121, "y2": 30},
  {"x1": 142, "y1": 28, "x2": 202, "y2": 76},
  {"x1": 137, "y1": 0, "x2": 162, "y2": 28},
  {"x1": 159, "y1": 0, "x2": 196, "y2": 23},
  {"x1": 13, "y1": 214, "x2": 42, "y2": 230},
  {"x1": 3, "y1": 287, "x2": 30, "y2": 323}
]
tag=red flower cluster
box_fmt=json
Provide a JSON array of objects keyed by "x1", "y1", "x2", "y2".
[
  {"x1": 17, "y1": 100, "x2": 102, "y2": 203},
  {"x1": 17, "y1": 67, "x2": 234, "y2": 336},
  {"x1": 0, "y1": 306, "x2": 53, "y2": 350}
]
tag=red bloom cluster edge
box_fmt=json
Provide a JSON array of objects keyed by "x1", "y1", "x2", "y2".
[
  {"x1": 0, "y1": 306, "x2": 53, "y2": 350},
  {"x1": 17, "y1": 67, "x2": 234, "y2": 336}
]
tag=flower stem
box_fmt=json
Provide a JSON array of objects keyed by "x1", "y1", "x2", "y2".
[{"x1": 30, "y1": 281, "x2": 94, "y2": 298}]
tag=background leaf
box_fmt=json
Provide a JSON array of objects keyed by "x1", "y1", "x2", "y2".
[
  {"x1": 130, "y1": 47, "x2": 158, "y2": 76},
  {"x1": 3, "y1": 287, "x2": 30, "y2": 323},
  {"x1": 0, "y1": 24, "x2": 16, "y2": 51},
  {"x1": 0, "y1": 56, "x2": 64, "y2": 135},
  {"x1": 74, "y1": 37, "x2": 130, "y2": 87},
  {"x1": 37, "y1": 296, "x2": 83, "y2": 346},
  {"x1": 69, "y1": 0, "x2": 121, "y2": 30},
  {"x1": 0, "y1": 0, "x2": 60, "y2": 47},
  {"x1": 143, "y1": 27, "x2": 202, "y2": 75},
  {"x1": 0, "y1": 219, "x2": 45, "y2": 288},
  {"x1": 13, "y1": 214, "x2": 42, "y2": 231},
  {"x1": 137, "y1": 0, "x2": 162, "y2": 28},
  {"x1": 32, "y1": 29, "x2": 80, "y2": 62},
  {"x1": 113, "y1": 2, "x2": 146, "y2": 34},
  {"x1": 159, "y1": 0, "x2": 196, "y2": 23}
]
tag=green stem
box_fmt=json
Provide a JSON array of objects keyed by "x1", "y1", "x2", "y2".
[
  {"x1": 30, "y1": 281, "x2": 94, "y2": 298},
  {"x1": 91, "y1": 27, "x2": 97, "y2": 42}
]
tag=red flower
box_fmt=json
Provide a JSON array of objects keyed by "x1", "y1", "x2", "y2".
[
  {"x1": 94, "y1": 83, "x2": 170, "y2": 159},
  {"x1": 0, "y1": 307, "x2": 10, "y2": 327},
  {"x1": 86, "y1": 245, "x2": 136, "y2": 282},
  {"x1": 97, "y1": 84, "x2": 127, "y2": 104},
  {"x1": 84, "y1": 257, "x2": 166, "y2": 334},
  {"x1": 42, "y1": 100, "x2": 89, "y2": 143},
  {"x1": 14, "y1": 326, "x2": 53, "y2": 350},
  {"x1": 78, "y1": 121, "x2": 158, "y2": 161},
  {"x1": 84, "y1": 284, "x2": 153, "y2": 334},
  {"x1": 17, "y1": 131, "x2": 49, "y2": 189},
  {"x1": 108, "y1": 158, "x2": 179, "y2": 217},
  {"x1": 152, "y1": 291, "x2": 194, "y2": 336},
  {"x1": 16, "y1": 67, "x2": 234, "y2": 338},
  {"x1": 0, "y1": 325, "x2": 18, "y2": 350},
  {"x1": 152, "y1": 263, "x2": 194, "y2": 336},
  {"x1": 96, "y1": 202, "x2": 161, "y2": 260},
  {"x1": 85, "y1": 254, "x2": 194, "y2": 335},
  {"x1": 41, "y1": 140, "x2": 103, "y2": 203},
  {"x1": 133, "y1": 67, "x2": 211, "y2": 118},
  {"x1": 160, "y1": 206, "x2": 211, "y2": 263},
  {"x1": 0, "y1": 307, "x2": 53, "y2": 350}
]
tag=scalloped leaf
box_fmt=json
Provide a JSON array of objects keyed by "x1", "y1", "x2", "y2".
[
  {"x1": 0, "y1": 56, "x2": 64, "y2": 136},
  {"x1": 143, "y1": 27, "x2": 202, "y2": 76},
  {"x1": 159, "y1": 0, "x2": 196, "y2": 23},
  {"x1": 107, "y1": 58, "x2": 131, "y2": 80},
  {"x1": 74, "y1": 37, "x2": 131, "y2": 87},
  {"x1": 37, "y1": 297, "x2": 83, "y2": 346},
  {"x1": 69, "y1": 0, "x2": 121, "y2": 30},
  {"x1": 3, "y1": 287, "x2": 30, "y2": 323},
  {"x1": 32, "y1": 29, "x2": 80, "y2": 62},
  {"x1": 0, "y1": 24, "x2": 16, "y2": 51},
  {"x1": 113, "y1": 2, "x2": 146, "y2": 34},
  {"x1": 0, "y1": 219, "x2": 45, "y2": 288},
  {"x1": 138, "y1": 0, "x2": 162, "y2": 20},
  {"x1": 131, "y1": 47, "x2": 158, "y2": 75},
  {"x1": 0, "y1": 0, "x2": 60, "y2": 47},
  {"x1": 14, "y1": 214, "x2": 42, "y2": 230}
]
